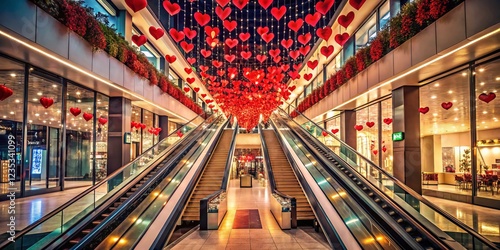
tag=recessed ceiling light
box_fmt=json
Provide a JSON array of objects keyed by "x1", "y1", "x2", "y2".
[
  {"x1": 433, "y1": 113, "x2": 438, "y2": 117},
  {"x1": 454, "y1": 108, "x2": 459, "y2": 111},
  {"x1": 44, "y1": 112, "x2": 47, "y2": 115},
  {"x1": 9, "y1": 111, "x2": 14, "y2": 115},
  {"x1": 434, "y1": 83, "x2": 440, "y2": 87},
  {"x1": 32, "y1": 98, "x2": 38, "y2": 101},
  {"x1": 28, "y1": 120, "x2": 32, "y2": 123},
  {"x1": 478, "y1": 68, "x2": 485, "y2": 72},
  {"x1": 496, "y1": 77, "x2": 500, "y2": 81},
  {"x1": 76, "y1": 91, "x2": 81, "y2": 95},
  {"x1": 482, "y1": 121, "x2": 486, "y2": 124},
  {"x1": 454, "y1": 118, "x2": 458, "y2": 121},
  {"x1": 52, "y1": 84, "x2": 57, "y2": 88},
  {"x1": 43, "y1": 120, "x2": 46, "y2": 123},
  {"x1": 480, "y1": 82, "x2": 485, "y2": 86},
  {"x1": 461, "y1": 124, "x2": 465, "y2": 126},
  {"x1": 35, "y1": 113, "x2": 39, "y2": 117},
  {"x1": 10, "y1": 73, "x2": 16, "y2": 77},
  {"x1": 37, "y1": 92, "x2": 43, "y2": 96},
  {"x1": 462, "y1": 72, "x2": 467, "y2": 76},
  {"x1": 2, "y1": 116, "x2": 6, "y2": 118},
  {"x1": 15, "y1": 99, "x2": 20, "y2": 103},
  {"x1": 448, "y1": 90, "x2": 453, "y2": 94},
  {"x1": 431, "y1": 95, "x2": 437, "y2": 99},
  {"x1": 452, "y1": 100, "x2": 457, "y2": 102}
]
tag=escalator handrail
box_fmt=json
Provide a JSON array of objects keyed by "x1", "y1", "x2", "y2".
[
  {"x1": 221, "y1": 122, "x2": 238, "y2": 191},
  {"x1": 0, "y1": 114, "x2": 210, "y2": 246},
  {"x1": 283, "y1": 106, "x2": 500, "y2": 250}
]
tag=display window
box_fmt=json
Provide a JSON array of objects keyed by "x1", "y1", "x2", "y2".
[
  {"x1": 381, "y1": 98, "x2": 393, "y2": 174},
  {"x1": 94, "y1": 94, "x2": 109, "y2": 181},
  {"x1": 142, "y1": 109, "x2": 154, "y2": 153},
  {"x1": 356, "y1": 104, "x2": 380, "y2": 165}
]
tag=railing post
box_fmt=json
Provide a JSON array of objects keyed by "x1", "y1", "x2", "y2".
[{"x1": 291, "y1": 198, "x2": 297, "y2": 228}]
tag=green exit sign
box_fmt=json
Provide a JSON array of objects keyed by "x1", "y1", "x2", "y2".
[{"x1": 392, "y1": 132, "x2": 405, "y2": 141}]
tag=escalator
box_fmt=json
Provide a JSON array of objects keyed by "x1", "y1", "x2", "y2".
[
  {"x1": 271, "y1": 108, "x2": 499, "y2": 250},
  {"x1": 262, "y1": 130, "x2": 314, "y2": 222}
]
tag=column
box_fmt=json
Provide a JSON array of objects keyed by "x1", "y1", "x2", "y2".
[
  {"x1": 158, "y1": 115, "x2": 169, "y2": 141},
  {"x1": 341, "y1": 110, "x2": 357, "y2": 148},
  {"x1": 392, "y1": 86, "x2": 422, "y2": 194},
  {"x1": 107, "y1": 97, "x2": 132, "y2": 177}
]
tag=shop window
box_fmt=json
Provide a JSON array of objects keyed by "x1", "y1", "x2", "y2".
[
  {"x1": 131, "y1": 105, "x2": 142, "y2": 160},
  {"x1": 379, "y1": 1, "x2": 391, "y2": 29},
  {"x1": 0, "y1": 57, "x2": 24, "y2": 196},
  {"x1": 475, "y1": 60, "x2": 500, "y2": 200},
  {"x1": 131, "y1": 29, "x2": 161, "y2": 69},
  {"x1": 95, "y1": 94, "x2": 108, "y2": 181},
  {"x1": 420, "y1": 70, "x2": 471, "y2": 195},
  {"x1": 381, "y1": 98, "x2": 393, "y2": 174},
  {"x1": 142, "y1": 109, "x2": 154, "y2": 153},
  {"x1": 342, "y1": 38, "x2": 355, "y2": 65},
  {"x1": 356, "y1": 104, "x2": 379, "y2": 165},
  {"x1": 355, "y1": 14, "x2": 377, "y2": 51},
  {"x1": 325, "y1": 113, "x2": 342, "y2": 151}
]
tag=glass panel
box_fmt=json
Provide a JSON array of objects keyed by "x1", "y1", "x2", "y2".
[
  {"x1": 379, "y1": 1, "x2": 391, "y2": 29},
  {"x1": 0, "y1": 57, "x2": 24, "y2": 196},
  {"x1": 142, "y1": 109, "x2": 154, "y2": 153},
  {"x1": 131, "y1": 105, "x2": 142, "y2": 160},
  {"x1": 420, "y1": 70, "x2": 471, "y2": 196},
  {"x1": 95, "y1": 94, "x2": 109, "y2": 182},
  {"x1": 25, "y1": 72, "x2": 63, "y2": 191},
  {"x1": 356, "y1": 104, "x2": 380, "y2": 165},
  {"x1": 65, "y1": 83, "x2": 94, "y2": 188},
  {"x1": 381, "y1": 99, "x2": 393, "y2": 174},
  {"x1": 475, "y1": 60, "x2": 500, "y2": 202},
  {"x1": 355, "y1": 14, "x2": 376, "y2": 51}
]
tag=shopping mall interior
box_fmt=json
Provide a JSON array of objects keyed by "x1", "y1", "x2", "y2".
[{"x1": 0, "y1": 0, "x2": 499, "y2": 249}]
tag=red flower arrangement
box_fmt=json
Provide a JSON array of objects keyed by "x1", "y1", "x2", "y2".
[
  {"x1": 336, "y1": 69, "x2": 345, "y2": 85},
  {"x1": 370, "y1": 36, "x2": 384, "y2": 61},
  {"x1": 356, "y1": 47, "x2": 369, "y2": 72},
  {"x1": 344, "y1": 58, "x2": 357, "y2": 79}
]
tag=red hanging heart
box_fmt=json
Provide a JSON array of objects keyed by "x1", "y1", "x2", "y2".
[
  {"x1": 232, "y1": 0, "x2": 248, "y2": 10},
  {"x1": 215, "y1": 6, "x2": 231, "y2": 20},
  {"x1": 257, "y1": 26, "x2": 269, "y2": 36},
  {"x1": 134, "y1": 122, "x2": 141, "y2": 129},
  {"x1": 39, "y1": 97, "x2": 54, "y2": 109},
  {"x1": 98, "y1": 117, "x2": 108, "y2": 125},
  {"x1": 316, "y1": 27, "x2": 332, "y2": 41},
  {"x1": 261, "y1": 33, "x2": 274, "y2": 43},
  {"x1": 217, "y1": 69, "x2": 226, "y2": 76},
  {"x1": 201, "y1": 94, "x2": 207, "y2": 98},
  {"x1": 289, "y1": 50, "x2": 300, "y2": 60},
  {"x1": 208, "y1": 104, "x2": 215, "y2": 109},
  {"x1": 184, "y1": 87, "x2": 190, "y2": 93},
  {"x1": 304, "y1": 73, "x2": 313, "y2": 81},
  {"x1": 288, "y1": 85, "x2": 296, "y2": 91},
  {"x1": 131, "y1": 121, "x2": 137, "y2": 128},
  {"x1": 168, "y1": 28, "x2": 184, "y2": 42},
  {"x1": 419, "y1": 107, "x2": 430, "y2": 114},
  {"x1": 149, "y1": 26, "x2": 164, "y2": 40},
  {"x1": 194, "y1": 12, "x2": 211, "y2": 26},
  {"x1": 206, "y1": 37, "x2": 219, "y2": 47},
  {"x1": 83, "y1": 112, "x2": 93, "y2": 121},
  {"x1": 239, "y1": 32, "x2": 250, "y2": 41},
  {"x1": 216, "y1": 0, "x2": 230, "y2": 7},
  {"x1": 273, "y1": 56, "x2": 282, "y2": 63},
  {"x1": 366, "y1": 121, "x2": 375, "y2": 128},
  {"x1": 225, "y1": 38, "x2": 239, "y2": 48},
  {"x1": 163, "y1": 1, "x2": 180, "y2": 15},
  {"x1": 193, "y1": 87, "x2": 200, "y2": 92},
  {"x1": 132, "y1": 35, "x2": 147, "y2": 47},
  {"x1": 293, "y1": 63, "x2": 302, "y2": 70},
  {"x1": 307, "y1": 60, "x2": 318, "y2": 70},
  {"x1": 180, "y1": 41, "x2": 194, "y2": 53},
  {"x1": 269, "y1": 48, "x2": 280, "y2": 58},
  {"x1": 140, "y1": 123, "x2": 146, "y2": 129},
  {"x1": 321, "y1": 131, "x2": 328, "y2": 137},
  {"x1": 281, "y1": 39, "x2": 293, "y2": 49},
  {"x1": 223, "y1": 20, "x2": 237, "y2": 31},
  {"x1": 335, "y1": 33, "x2": 350, "y2": 46},
  {"x1": 271, "y1": 6, "x2": 286, "y2": 21},
  {"x1": 298, "y1": 33, "x2": 312, "y2": 45},
  {"x1": 184, "y1": 67, "x2": 193, "y2": 74},
  {"x1": 201, "y1": 49, "x2": 212, "y2": 58},
  {"x1": 316, "y1": 0, "x2": 334, "y2": 15},
  {"x1": 187, "y1": 57, "x2": 196, "y2": 65},
  {"x1": 288, "y1": 71, "x2": 300, "y2": 80},
  {"x1": 338, "y1": 11, "x2": 355, "y2": 29},
  {"x1": 382, "y1": 145, "x2": 387, "y2": 153},
  {"x1": 320, "y1": 45, "x2": 334, "y2": 58},
  {"x1": 165, "y1": 55, "x2": 176, "y2": 64},
  {"x1": 349, "y1": 0, "x2": 366, "y2": 10},
  {"x1": 372, "y1": 149, "x2": 378, "y2": 155},
  {"x1": 183, "y1": 28, "x2": 197, "y2": 40},
  {"x1": 187, "y1": 77, "x2": 195, "y2": 84},
  {"x1": 125, "y1": 0, "x2": 147, "y2": 12},
  {"x1": 299, "y1": 45, "x2": 310, "y2": 56},
  {"x1": 288, "y1": 19, "x2": 304, "y2": 32},
  {"x1": 69, "y1": 107, "x2": 81, "y2": 116},
  {"x1": 199, "y1": 65, "x2": 209, "y2": 72},
  {"x1": 224, "y1": 54, "x2": 236, "y2": 63},
  {"x1": 281, "y1": 64, "x2": 290, "y2": 72},
  {"x1": 204, "y1": 26, "x2": 220, "y2": 38},
  {"x1": 258, "y1": 0, "x2": 273, "y2": 9},
  {"x1": 241, "y1": 51, "x2": 252, "y2": 60},
  {"x1": 0, "y1": 85, "x2": 13, "y2": 101},
  {"x1": 383, "y1": 118, "x2": 393, "y2": 125},
  {"x1": 256, "y1": 54, "x2": 268, "y2": 63},
  {"x1": 354, "y1": 124, "x2": 364, "y2": 131},
  {"x1": 331, "y1": 128, "x2": 339, "y2": 134},
  {"x1": 441, "y1": 102, "x2": 453, "y2": 110},
  {"x1": 478, "y1": 92, "x2": 496, "y2": 103},
  {"x1": 305, "y1": 12, "x2": 321, "y2": 27}
]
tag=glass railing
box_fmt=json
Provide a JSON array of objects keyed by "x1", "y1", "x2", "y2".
[
  {"x1": 271, "y1": 117, "x2": 393, "y2": 250},
  {"x1": 0, "y1": 114, "x2": 211, "y2": 250},
  {"x1": 278, "y1": 107, "x2": 499, "y2": 250},
  {"x1": 97, "y1": 117, "x2": 226, "y2": 249}
]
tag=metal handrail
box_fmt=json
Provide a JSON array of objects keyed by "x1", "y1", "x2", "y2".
[
  {"x1": 221, "y1": 122, "x2": 238, "y2": 191},
  {"x1": 0, "y1": 114, "x2": 209, "y2": 247},
  {"x1": 283, "y1": 106, "x2": 500, "y2": 250}
]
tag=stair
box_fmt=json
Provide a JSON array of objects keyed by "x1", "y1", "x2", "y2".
[
  {"x1": 181, "y1": 130, "x2": 233, "y2": 221},
  {"x1": 263, "y1": 130, "x2": 315, "y2": 221}
]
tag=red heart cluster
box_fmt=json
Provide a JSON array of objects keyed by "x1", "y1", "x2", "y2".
[
  {"x1": 0, "y1": 85, "x2": 13, "y2": 101},
  {"x1": 148, "y1": 127, "x2": 162, "y2": 135},
  {"x1": 131, "y1": 121, "x2": 147, "y2": 130}
]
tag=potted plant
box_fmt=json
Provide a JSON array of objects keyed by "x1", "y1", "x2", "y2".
[{"x1": 459, "y1": 149, "x2": 471, "y2": 173}]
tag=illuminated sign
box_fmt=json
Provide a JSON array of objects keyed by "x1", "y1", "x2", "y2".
[
  {"x1": 392, "y1": 132, "x2": 405, "y2": 141},
  {"x1": 32, "y1": 149, "x2": 43, "y2": 174},
  {"x1": 124, "y1": 132, "x2": 131, "y2": 144}
]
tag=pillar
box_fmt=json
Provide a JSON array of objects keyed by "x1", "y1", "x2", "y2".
[
  {"x1": 341, "y1": 110, "x2": 357, "y2": 149},
  {"x1": 107, "y1": 97, "x2": 132, "y2": 177},
  {"x1": 159, "y1": 115, "x2": 169, "y2": 141},
  {"x1": 392, "y1": 86, "x2": 422, "y2": 194}
]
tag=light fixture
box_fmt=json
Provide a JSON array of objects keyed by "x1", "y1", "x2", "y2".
[
  {"x1": 478, "y1": 68, "x2": 485, "y2": 72},
  {"x1": 32, "y1": 98, "x2": 38, "y2": 101},
  {"x1": 10, "y1": 73, "x2": 16, "y2": 77},
  {"x1": 462, "y1": 72, "x2": 467, "y2": 76},
  {"x1": 434, "y1": 83, "x2": 440, "y2": 87},
  {"x1": 483, "y1": 111, "x2": 488, "y2": 114},
  {"x1": 454, "y1": 118, "x2": 458, "y2": 121},
  {"x1": 77, "y1": 99, "x2": 81, "y2": 103},
  {"x1": 9, "y1": 111, "x2": 14, "y2": 115},
  {"x1": 2, "y1": 115, "x2": 6, "y2": 118},
  {"x1": 496, "y1": 77, "x2": 500, "y2": 81},
  {"x1": 452, "y1": 99, "x2": 457, "y2": 102},
  {"x1": 15, "y1": 99, "x2": 20, "y2": 103},
  {"x1": 454, "y1": 108, "x2": 459, "y2": 111},
  {"x1": 433, "y1": 113, "x2": 438, "y2": 117},
  {"x1": 35, "y1": 113, "x2": 39, "y2": 117},
  {"x1": 76, "y1": 91, "x2": 81, "y2": 95},
  {"x1": 52, "y1": 84, "x2": 57, "y2": 88},
  {"x1": 431, "y1": 95, "x2": 437, "y2": 99},
  {"x1": 37, "y1": 92, "x2": 42, "y2": 96},
  {"x1": 480, "y1": 82, "x2": 485, "y2": 86},
  {"x1": 448, "y1": 90, "x2": 453, "y2": 94}
]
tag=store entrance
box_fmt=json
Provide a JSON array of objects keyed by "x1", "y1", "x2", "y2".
[
  {"x1": 232, "y1": 148, "x2": 264, "y2": 186},
  {"x1": 130, "y1": 142, "x2": 141, "y2": 161}
]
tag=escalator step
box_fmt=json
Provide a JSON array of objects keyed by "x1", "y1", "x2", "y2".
[
  {"x1": 69, "y1": 239, "x2": 81, "y2": 244},
  {"x1": 131, "y1": 188, "x2": 138, "y2": 192},
  {"x1": 114, "y1": 202, "x2": 122, "y2": 207},
  {"x1": 368, "y1": 192, "x2": 374, "y2": 197},
  {"x1": 362, "y1": 187, "x2": 368, "y2": 191},
  {"x1": 357, "y1": 182, "x2": 362, "y2": 186},
  {"x1": 120, "y1": 197, "x2": 128, "y2": 201},
  {"x1": 109, "y1": 207, "x2": 117, "y2": 211},
  {"x1": 348, "y1": 174, "x2": 353, "y2": 177},
  {"x1": 374, "y1": 198, "x2": 381, "y2": 203},
  {"x1": 381, "y1": 204, "x2": 388, "y2": 209},
  {"x1": 82, "y1": 229, "x2": 93, "y2": 234},
  {"x1": 102, "y1": 213, "x2": 110, "y2": 217},
  {"x1": 92, "y1": 220, "x2": 102, "y2": 225},
  {"x1": 126, "y1": 192, "x2": 134, "y2": 196}
]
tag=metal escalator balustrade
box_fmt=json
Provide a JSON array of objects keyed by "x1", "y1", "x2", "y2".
[
  {"x1": 0, "y1": 114, "x2": 209, "y2": 250},
  {"x1": 278, "y1": 107, "x2": 500, "y2": 250}
]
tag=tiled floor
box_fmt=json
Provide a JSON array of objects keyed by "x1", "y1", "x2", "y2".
[
  {"x1": 423, "y1": 184, "x2": 500, "y2": 200},
  {"x1": 167, "y1": 179, "x2": 331, "y2": 250}
]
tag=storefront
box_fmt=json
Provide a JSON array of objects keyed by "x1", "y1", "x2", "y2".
[
  {"x1": 0, "y1": 54, "x2": 109, "y2": 199},
  {"x1": 130, "y1": 105, "x2": 160, "y2": 160}
]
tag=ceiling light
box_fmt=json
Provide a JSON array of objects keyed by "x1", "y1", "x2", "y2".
[
  {"x1": 52, "y1": 84, "x2": 57, "y2": 88},
  {"x1": 483, "y1": 111, "x2": 488, "y2": 114},
  {"x1": 478, "y1": 68, "x2": 485, "y2": 72},
  {"x1": 2, "y1": 116, "x2": 6, "y2": 118},
  {"x1": 76, "y1": 91, "x2": 81, "y2": 95},
  {"x1": 433, "y1": 113, "x2": 438, "y2": 117},
  {"x1": 496, "y1": 77, "x2": 500, "y2": 81},
  {"x1": 462, "y1": 72, "x2": 467, "y2": 76},
  {"x1": 482, "y1": 121, "x2": 486, "y2": 124},
  {"x1": 44, "y1": 112, "x2": 47, "y2": 115},
  {"x1": 32, "y1": 98, "x2": 38, "y2": 101},
  {"x1": 434, "y1": 83, "x2": 440, "y2": 87},
  {"x1": 454, "y1": 108, "x2": 459, "y2": 111},
  {"x1": 480, "y1": 82, "x2": 485, "y2": 86},
  {"x1": 15, "y1": 99, "x2": 20, "y2": 103},
  {"x1": 37, "y1": 92, "x2": 42, "y2": 96},
  {"x1": 448, "y1": 90, "x2": 453, "y2": 94},
  {"x1": 431, "y1": 95, "x2": 437, "y2": 99},
  {"x1": 9, "y1": 111, "x2": 14, "y2": 115},
  {"x1": 35, "y1": 113, "x2": 39, "y2": 116},
  {"x1": 453, "y1": 100, "x2": 457, "y2": 102},
  {"x1": 461, "y1": 124, "x2": 465, "y2": 126},
  {"x1": 454, "y1": 118, "x2": 458, "y2": 121},
  {"x1": 10, "y1": 73, "x2": 16, "y2": 77},
  {"x1": 28, "y1": 120, "x2": 32, "y2": 123},
  {"x1": 43, "y1": 120, "x2": 46, "y2": 123}
]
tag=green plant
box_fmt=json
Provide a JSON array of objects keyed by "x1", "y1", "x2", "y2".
[{"x1": 459, "y1": 149, "x2": 471, "y2": 173}]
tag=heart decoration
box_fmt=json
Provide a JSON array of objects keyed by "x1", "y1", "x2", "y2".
[
  {"x1": 224, "y1": 54, "x2": 236, "y2": 63},
  {"x1": 83, "y1": 112, "x2": 93, "y2": 122},
  {"x1": 299, "y1": 45, "x2": 311, "y2": 56},
  {"x1": 288, "y1": 19, "x2": 304, "y2": 32},
  {"x1": 180, "y1": 41, "x2": 194, "y2": 53},
  {"x1": 215, "y1": 6, "x2": 231, "y2": 20},
  {"x1": 257, "y1": 26, "x2": 269, "y2": 36},
  {"x1": 288, "y1": 85, "x2": 296, "y2": 91},
  {"x1": 199, "y1": 65, "x2": 209, "y2": 72},
  {"x1": 281, "y1": 64, "x2": 290, "y2": 72},
  {"x1": 281, "y1": 39, "x2": 293, "y2": 49},
  {"x1": 256, "y1": 54, "x2": 268, "y2": 63},
  {"x1": 261, "y1": 33, "x2": 274, "y2": 43},
  {"x1": 298, "y1": 33, "x2": 312, "y2": 45},
  {"x1": 206, "y1": 37, "x2": 219, "y2": 47},
  {"x1": 168, "y1": 28, "x2": 184, "y2": 42},
  {"x1": 241, "y1": 51, "x2": 252, "y2": 60},
  {"x1": 201, "y1": 94, "x2": 207, "y2": 98},
  {"x1": 338, "y1": 11, "x2": 355, "y2": 28},
  {"x1": 317, "y1": 27, "x2": 332, "y2": 41},
  {"x1": 320, "y1": 45, "x2": 334, "y2": 58},
  {"x1": 216, "y1": 0, "x2": 230, "y2": 7},
  {"x1": 176, "y1": 130, "x2": 184, "y2": 138},
  {"x1": 131, "y1": 35, "x2": 147, "y2": 47},
  {"x1": 39, "y1": 97, "x2": 54, "y2": 109},
  {"x1": 331, "y1": 128, "x2": 339, "y2": 134},
  {"x1": 382, "y1": 145, "x2": 387, "y2": 153},
  {"x1": 183, "y1": 28, "x2": 197, "y2": 40},
  {"x1": 271, "y1": 6, "x2": 286, "y2": 21},
  {"x1": 372, "y1": 149, "x2": 378, "y2": 155},
  {"x1": 305, "y1": 12, "x2": 321, "y2": 27},
  {"x1": 0, "y1": 85, "x2": 13, "y2": 101},
  {"x1": 212, "y1": 60, "x2": 223, "y2": 68},
  {"x1": 478, "y1": 92, "x2": 496, "y2": 103},
  {"x1": 258, "y1": 0, "x2": 273, "y2": 9},
  {"x1": 366, "y1": 121, "x2": 375, "y2": 128},
  {"x1": 419, "y1": 107, "x2": 430, "y2": 114},
  {"x1": 335, "y1": 33, "x2": 350, "y2": 46},
  {"x1": 149, "y1": 26, "x2": 164, "y2": 40},
  {"x1": 193, "y1": 87, "x2": 200, "y2": 92},
  {"x1": 201, "y1": 49, "x2": 212, "y2": 58},
  {"x1": 316, "y1": 0, "x2": 334, "y2": 15},
  {"x1": 293, "y1": 63, "x2": 302, "y2": 71},
  {"x1": 321, "y1": 131, "x2": 328, "y2": 137},
  {"x1": 307, "y1": 60, "x2": 318, "y2": 70},
  {"x1": 98, "y1": 117, "x2": 108, "y2": 125},
  {"x1": 223, "y1": 20, "x2": 237, "y2": 31},
  {"x1": 441, "y1": 102, "x2": 453, "y2": 110},
  {"x1": 269, "y1": 48, "x2": 280, "y2": 58},
  {"x1": 383, "y1": 118, "x2": 393, "y2": 125},
  {"x1": 239, "y1": 32, "x2": 250, "y2": 41},
  {"x1": 140, "y1": 123, "x2": 147, "y2": 130},
  {"x1": 304, "y1": 73, "x2": 313, "y2": 81},
  {"x1": 194, "y1": 12, "x2": 211, "y2": 26},
  {"x1": 289, "y1": 50, "x2": 300, "y2": 60},
  {"x1": 349, "y1": 0, "x2": 366, "y2": 10},
  {"x1": 184, "y1": 67, "x2": 193, "y2": 74},
  {"x1": 187, "y1": 57, "x2": 196, "y2": 64},
  {"x1": 125, "y1": 0, "x2": 147, "y2": 12},
  {"x1": 204, "y1": 26, "x2": 220, "y2": 38},
  {"x1": 184, "y1": 87, "x2": 190, "y2": 93},
  {"x1": 233, "y1": 0, "x2": 248, "y2": 10},
  {"x1": 69, "y1": 107, "x2": 81, "y2": 116},
  {"x1": 131, "y1": 121, "x2": 137, "y2": 128},
  {"x1": 165, "y1": 55, "x2": 176, "y2": 64},
  {"x1": 163, "y1": 1, "x2": 180, "y2": 16},
  {"x1": 187, "y1": 77, "x2": 195, "y2": 84},
  {"x1": 354, "y1": 124, "x2": 363, "y2": 131}
]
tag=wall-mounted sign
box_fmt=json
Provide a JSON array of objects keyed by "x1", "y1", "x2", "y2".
[
  {"x1": 31, "y1": 148, "x2": 43, "y2": 174},
  {"x1": 392, "y1": 132, "x2": 405, "y2": 141},
  {"x1": 124, "y1": 132, "x2": 131, "y2": 144}
]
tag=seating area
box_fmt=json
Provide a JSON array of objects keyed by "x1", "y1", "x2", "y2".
[{"x1": 455, "y1": 173, "x2": 500, "y2": 195}]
